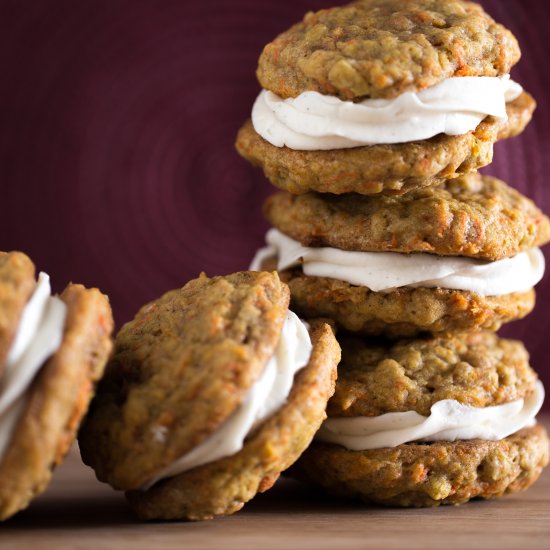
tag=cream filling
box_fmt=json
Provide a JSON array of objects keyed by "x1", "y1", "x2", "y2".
[
  {"x1": 316, "y1": 381, "x2": 545, "y2": 450},
  {"x1": 252, "y1": 76, "x2": 523, "y2": 150},
  {"x1": 141, "y1": 310, "x2": 312, "y2": 489},
  {"x1": 0, "y1": 273, "x2": 67, "y2": 461},
  {"x1": 250, "y1": 229, "x2": 545, "y2": 296}
]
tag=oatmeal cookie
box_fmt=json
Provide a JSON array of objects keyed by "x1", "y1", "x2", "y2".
[
  {"x1": 236, "y1": 92, "x2": 535, "y2": 196},
  {"x1": 289, "y1": 424, "x2": 549, "y2": 506},
  {"x1": 280, "y1": 271, "x2": 535, "y2": 338},
  {"x1": 0, "y1": 284, "x2": 113, "y2": 520},
  {"x1": 257, "y1": 0, "x2": 520, "y2": 101},
  {"x1": 328, "y1": 331, "x2": 538, "y2": 418},
  {"x1": 126, "y1": 320, "x2": 340, "y2": 521},
  {"x1": 0, "y1": 252, "x2": 36, "y2": 378},
  {"x1": 265, "y1": 173, "x2": 550, "y2": 261},
  {"x1": 79, "y1": 271, "x2": 291, "y2": 490}
]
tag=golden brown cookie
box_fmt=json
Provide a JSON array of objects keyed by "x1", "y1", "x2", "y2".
[
  {"x1": 0, "y1": 252, "x2": 36, "y2": 378},
  {"x1": 328, "y1": 331, "x2": 538, "y2": 418},
  {"x1": 264, "y1": 173, "x2": 550, "y2": 261},
  {"x1": 79, "y1": 272, "x2": 341, "y2": 520},
  {"x1": 126, "y1": 320, "x2": 340, "y2": 521},
  {"x1": 0, "y1": 283, "x2": 114, "y2": 521},
  {"x1": 290, "y1": 424, "x2": 549, "y2": 507},
  {"x1": 79, "y1": 271, "x2": 291, "y2": 489},
  {"x1": 280, "y1": 270, "x2": 535, "y2": 338},
  {"x1": 236, "y1": 92, "x2": 535, "y2": 196},
  {"x1": 290, "y1": 329, "x2": 547, "y2": 507},
  {"x1": 257, "y1": 0, "x2": 520, "y2": 101}
]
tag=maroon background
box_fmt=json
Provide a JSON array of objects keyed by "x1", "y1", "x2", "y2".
[{"x1": 0, "y1": 1, "x2": 549, "y2": 403}]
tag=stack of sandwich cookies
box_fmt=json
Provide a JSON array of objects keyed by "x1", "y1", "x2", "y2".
[
  {"x1": 0, "y1": 251, "x2": 113, "y2": 520},
  {"x1": 240, "y1": 0, "x2": 550, "y2": 507},
  {"x1": 79, "y1": 271, "x2": 340, "y2": 520}
]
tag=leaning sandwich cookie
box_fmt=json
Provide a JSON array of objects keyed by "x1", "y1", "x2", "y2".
[
  {"x1": 252, "y1": 173, "x2": 550, "y2": 337},
  {"x1": 289, "y1": 331, "x2": 549, "y2": 506},
  {"x1": 236, "y1": 0, "x2": 535, "y2": 195},
  {"x1": 79, "y1": 271, "x2": 340, "y2": 521},
  {"x1": 0, "y1": 251, "x2": 114, "y2": 521}
]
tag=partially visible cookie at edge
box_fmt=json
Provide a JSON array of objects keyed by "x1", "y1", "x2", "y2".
[
  {"x1": 0, "y1": 261, "x2": 114, "y2": 521},
  {"x1": 0, "y1": 252, "x2": 36, "y2": 378}
]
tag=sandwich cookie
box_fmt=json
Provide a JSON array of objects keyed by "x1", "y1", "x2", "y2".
[
  {"x1": 236, "y1": 0, "x2": 535, "y2": 195},
  {"x1": 0, "y1": 251, "x2": 113, "y2": 520},
  {"x1": 79, "y1": 271, "x2": 340, "y2": 520},
  {"x1": 253, "y1": 173, "x2": 550, "y2": 337},
  {"x1": 289, "y1": 331, "x2": 549, "y2": 506}
]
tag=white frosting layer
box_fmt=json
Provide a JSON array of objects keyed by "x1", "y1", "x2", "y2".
[
  {"x1": 142, "y1": 310, "x2": 312, "y2": 489},
  {"x1": 316, "y1": 381, "x2": 545, "y2": 450},
  {"x1": 250, "y1": 229, "x2": 545, "y2": 296},
  {"x1": 0, "y1": 273, "x2": 67, "y2": 461},
  {"x1": 252, "y1": 76, "x2": 523, "y2": 150}
]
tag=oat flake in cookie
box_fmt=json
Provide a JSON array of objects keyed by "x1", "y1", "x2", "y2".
[
  {"x1": 79, "y1": 271, "x2": 340, "y2": 521},
  {"x1": 0, "y1": 251, "x2": 114, "y2": 521}
]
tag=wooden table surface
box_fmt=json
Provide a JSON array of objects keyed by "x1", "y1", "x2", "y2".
[{"x1": 2, "y1": 418, "x2": 549, "y2": 550}]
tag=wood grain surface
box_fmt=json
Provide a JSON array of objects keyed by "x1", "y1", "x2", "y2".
[{"x1": 2, "y1": 416, "x2": 549, "y2": 550}]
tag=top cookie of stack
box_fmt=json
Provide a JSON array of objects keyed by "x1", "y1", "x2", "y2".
[{"x1": 236, "y1": 0, "x2": 535, "y2": 196}]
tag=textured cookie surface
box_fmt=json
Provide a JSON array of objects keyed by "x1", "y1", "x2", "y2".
[
  {"x1": 236, "y1": 92, "x2": 535, "y2": 196},
  {"x1": 0, "y1": 284, "x2": 114, "y2": 520},
  {"x1": 257, "y1": 0, "x2": 520, "y2": 100},
  {"x1": 266, "y1": 172, "x2": 550, "y2": 261},
  {"x1": 290, "y1": 424, "x2": 549, "y2": 507},
  {"x1": 328, "y1": 331, "x2": 537, "y2": 418},
  {"x1": 0, "y1": 252, "x2": 36, "y2": 378},
  {"x1": 280, "y1": 270, "x2": 534, "y2": 338},
  {"x1": 126, "y1": 320, "x2": 340, "y2": 521},
  {"x1": 79, "y1": 271, "x2": 290, "y2": 490}
]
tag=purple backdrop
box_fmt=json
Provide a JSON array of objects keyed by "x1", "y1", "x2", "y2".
[{"x1": 0, "y1": 0, "x2": 549, "y2": 404}]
